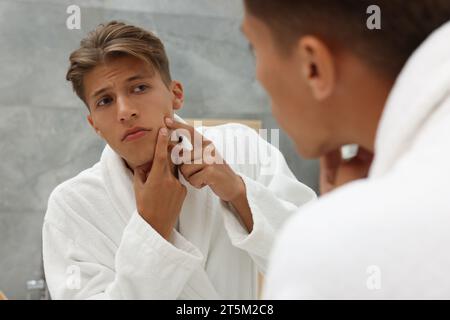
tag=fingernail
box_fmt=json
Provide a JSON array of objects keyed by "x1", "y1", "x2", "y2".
[
  {"x1": 160, "y1": 127, "x2": 168, "y2": 136},
  {"x1": 165, "y1": 117, "x2": 173, "y2": 125}
]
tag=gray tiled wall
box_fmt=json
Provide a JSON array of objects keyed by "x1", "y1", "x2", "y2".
[{"x1": 0, "y1": 0, "x2": 319, "y2": 299}]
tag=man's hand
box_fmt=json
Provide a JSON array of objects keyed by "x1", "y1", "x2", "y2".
[
  {"x1": 165, "y1": 117, "x2": 244, "y2": 202},
  {"x1": 133, "y1": 127, "x2": 187, "y2": 240},
  {"x1": 319, "y1": 146, "x2": 374, "y2": 195},
  {"x1": 165, "y1": 118, "x2": 253, "y2": 232}
]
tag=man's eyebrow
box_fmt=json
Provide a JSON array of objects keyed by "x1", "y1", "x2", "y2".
[
  {"x1": 90, "y1": 73, "x2": 152, "y2": 99},
  {"x1": 126, "y1": 73, "x2": 151, "y2": 82},
  {"x1": 91, "y1": 87, "x2": 110, "y2": 100}
]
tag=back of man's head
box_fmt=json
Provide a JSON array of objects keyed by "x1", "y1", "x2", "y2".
[{"x1": 244, "y1": 0, "x2": 450, "y2": 79}]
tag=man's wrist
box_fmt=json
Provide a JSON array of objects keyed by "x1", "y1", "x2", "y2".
[
  {"x1": 139, "y1": 210, "x2": 173, "y2": 240},
  {"x1": 228, "y1": 175, "x2": 247, "y2": 204},
  {"x1": 228, "y1": 176, "x2": 254, "y2": 233}
]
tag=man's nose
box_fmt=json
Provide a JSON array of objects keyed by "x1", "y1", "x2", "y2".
[{"x1": 117, "y1": 97, "x2": 138, "y2": 122}]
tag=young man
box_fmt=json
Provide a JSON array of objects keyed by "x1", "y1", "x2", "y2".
[
  {"x1": 42, "y1": 21, "x2": 316, "y2": 299},
  {"x1": 241, "y1": 0, "x2": 450, "y2": 298}
]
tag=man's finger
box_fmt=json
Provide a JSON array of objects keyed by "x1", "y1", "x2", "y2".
[
  {"x1": 355, "y1": 147, "x2": 374, "y2": 163},
  {"x1": 133, "y1": 167, "x2": 146, "y2": 187},
  {"x1": 165, "y1": 117, "x2": 205, "y2": 152},
  {"x1": 321, "y1": 149, "x2": 341, "y2": 184},
  {"x1": 165, "y1": 117, "x2": 196, "y2": 137},
  {"x1": 180, "y1": 163, "x2": 207, "y2": 180},
  {"x1": 188, "y1": 169, "x2": 209, "y2": 189},
  {"x1": 324, "y1": 149, "x2": 341, "y2": 170},
  {"x1": 151, "y1": 127, "x2": 170, "y2": 175}
]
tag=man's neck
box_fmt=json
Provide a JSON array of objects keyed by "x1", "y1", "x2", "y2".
[{"x1": 341, "y1": 76, "x2": 394, "y2": 153}]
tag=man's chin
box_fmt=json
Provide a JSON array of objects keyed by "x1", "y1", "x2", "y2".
[
  {"x1": 295, "y1": 141, "x2": 323, "y2": 160},
  {"x1": 135, "y1": 158, "x2": 153, "y2": 172},
  {"x1": 123, "y1": 154, "x2": 153, "y2": 174}
]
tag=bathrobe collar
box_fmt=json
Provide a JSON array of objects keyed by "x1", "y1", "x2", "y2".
[{"x1": 370, "y1": 21, "x2": 450, "y2": 177}]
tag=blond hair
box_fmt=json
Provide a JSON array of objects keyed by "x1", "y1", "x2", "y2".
[{"x1": 66, "y1": 21, "x2": 172, "y2": 105}]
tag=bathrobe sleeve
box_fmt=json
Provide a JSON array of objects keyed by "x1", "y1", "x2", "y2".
[
  {"x1": 43, "y1": 189, "x2": 205, "y2": 300},
  {"x1": 216, "y1": 124, "x2": 317, "y2": 273}
]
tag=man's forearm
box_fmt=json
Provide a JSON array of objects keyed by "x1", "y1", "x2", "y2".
[{"x1": 229, "y1": 177, "x2": 254, "y2": 233}]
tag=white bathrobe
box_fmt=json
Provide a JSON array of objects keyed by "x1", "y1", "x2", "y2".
[
  {"x1": 265, "y1": 21, "x2": 450, "y2": 299},
  {"x1": 43, "y1": 121, "x2": 316, "y2": 300}
]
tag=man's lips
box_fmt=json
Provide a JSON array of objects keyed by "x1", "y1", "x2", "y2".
[{"x1": 122, "y1": 128, "x2": 152, "y2": 142}]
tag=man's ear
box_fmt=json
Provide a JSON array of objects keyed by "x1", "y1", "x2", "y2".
[
  {"x1": 170, "y1": 80, "x2": 184, "y2": 110},
  {"x1": 297, "y1": 36, "x2": 336, "y2": 101},
  {"x1": 87, "y1": 114, "x2": 103, "y2": 138}
]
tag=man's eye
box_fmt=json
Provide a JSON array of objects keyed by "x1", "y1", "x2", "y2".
[
  {"x1": 133, "y1": 84, "x2": 149, "y2": 93},
  {"x1": 97, "y1": 97, "x2": 113, "y2": 107}
]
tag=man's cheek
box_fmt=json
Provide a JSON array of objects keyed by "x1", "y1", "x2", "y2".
[
  {"x1": 255, "y1": 62, "x2": 265, "y2": 85},
  {"x1": 271, "y1": 102, "x2": 284, "y2": 124},
  {"x1": 256, "y1": 62, "x2": 278, "y2": 95}
]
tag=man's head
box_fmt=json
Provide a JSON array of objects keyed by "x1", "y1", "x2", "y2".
[
  {"x1": 242, "y1": 0, "x2": 450, "y2": 157},
  {"x1": 67, "y1": 21, "x2": 183, "y2": 169}
]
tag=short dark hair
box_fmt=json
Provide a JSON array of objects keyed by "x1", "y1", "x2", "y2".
[{"x1": 244, "y1": 0, "x2": 450, "y2": 78}]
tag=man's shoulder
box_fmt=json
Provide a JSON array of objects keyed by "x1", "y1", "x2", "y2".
[
  {"x1": 198, "y1": 122, "x2": 264, "y2": 153},
  {"x1": 199, "y1": 123, "x2": 262, "y2": 174},
  {"x1": 268, "y1": 174, "x2": 450, "y2": 298},
  {"x1": 47, "y1": 161, "x2": 105, "y2": 209},
  {"x1": 43, "y1": 161, "x2": 120, "y2": 253},
  {"x1": 283, "y1": 179, "x2": 388, "y2": 237},
  {"x1": 273, "y1": 174, "x2": 441, "y2": 272},
  {"x1": 266, "y1": 180, "x2": 393, "y2": 297},
  {"x1": 271, "y1": 179, "x2": 392, "y2": 270},
  {"x1": 199, "y1": 122, "x2": 258, "y2": 141}
]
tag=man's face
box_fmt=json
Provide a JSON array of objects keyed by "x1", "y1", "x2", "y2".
[
  {"x1": 241, "y1": 10, "x2": 331, "y2": 158},
  {"x1": 84, "y1": 55, "x2": 183, "y2": 168}
]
